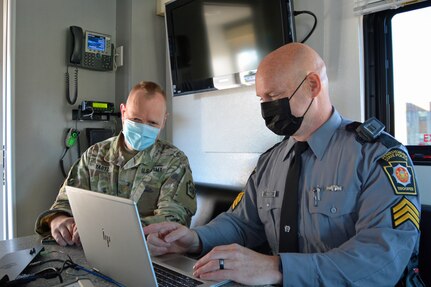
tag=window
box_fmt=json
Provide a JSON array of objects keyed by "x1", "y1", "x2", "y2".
[
  {"x1": 1, "y1": 0, "x2": 15, "y2": 239},
  {"x1": 363, "y1": 1, "x2": 431, "y2": 165}
]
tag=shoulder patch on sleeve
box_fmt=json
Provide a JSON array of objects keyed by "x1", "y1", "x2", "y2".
[
  {"x1": 379, "y1": 149, "x2": 417, "y2": 196},
  {"x1": 231, "y1": 192, "x2": 244, "y2": 211},
  {"x1": 391, "y1": 197, "x2": 420, "y2": 230},
  {"x1": 186, "y1": 181, "x2": 196, "y2": 199}
]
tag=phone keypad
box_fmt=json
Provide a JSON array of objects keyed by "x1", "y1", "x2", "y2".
[{"x1": 83, "y1": 53, "x2": 112, "y2": 71}]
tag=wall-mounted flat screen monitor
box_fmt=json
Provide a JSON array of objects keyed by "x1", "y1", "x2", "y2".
[{"x1": 165, "y1": 0, "x2": 296, "y2": 96}]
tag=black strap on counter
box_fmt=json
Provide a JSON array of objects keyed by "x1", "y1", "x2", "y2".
[{"x1": 279, "y1": 141, "x2": 309, "y2": 253}]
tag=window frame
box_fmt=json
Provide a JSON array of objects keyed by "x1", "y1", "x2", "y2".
[{"x1": 363, "y1": 0, "x2": 431, "y2": 165}]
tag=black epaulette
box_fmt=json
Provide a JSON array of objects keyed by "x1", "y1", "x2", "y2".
[
  {"x1": 345, "y1": 121, "x2": 362, "y2": 133},
  {"x1": 378, "y1": 133, "x2": 400, "y2": 149},
  {"x1": 346, "y1": 118, "x2": 400, "y2": 148}
]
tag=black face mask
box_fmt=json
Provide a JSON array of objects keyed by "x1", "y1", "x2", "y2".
[{"x1": 260, "y1": 76, "x2": 313, "y2": 136}]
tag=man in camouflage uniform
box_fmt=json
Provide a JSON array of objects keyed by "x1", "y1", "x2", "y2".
[{"x1": 35, "y1": 81, "x2": 196, "y2": 246}]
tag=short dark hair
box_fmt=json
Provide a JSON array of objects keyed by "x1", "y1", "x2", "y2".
[{"x1": 130, "y1": 81, "x2": 166, "y2": 101}]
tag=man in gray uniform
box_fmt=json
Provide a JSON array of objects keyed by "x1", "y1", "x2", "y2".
[
  {"x1": 35, "y1": 81, "x2": 197, "y2": 246},
  {"x1": 144, "y1": 44, "x2": 421, "y2": 286}
]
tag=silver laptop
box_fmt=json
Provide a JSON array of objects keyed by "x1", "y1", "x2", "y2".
[{"x1": 66, "y1": 186, "x2": 229, "y2": 287}]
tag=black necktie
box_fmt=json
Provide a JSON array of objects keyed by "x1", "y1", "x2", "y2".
[{"x1": 279, "y1": 141, "x2": 309, "y2": 253}]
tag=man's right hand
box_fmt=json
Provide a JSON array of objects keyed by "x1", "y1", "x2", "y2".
[
  {"x1": 144, "y1": 222, "x2": 201, "y2": 256},
  {"x1": 50, "y1": 214, "x2": 80, "y2": 246}
]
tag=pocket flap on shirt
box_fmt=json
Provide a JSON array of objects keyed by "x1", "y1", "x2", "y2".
[{"x1": 309, "y1": 190, "x2": 357, "y2": 217}]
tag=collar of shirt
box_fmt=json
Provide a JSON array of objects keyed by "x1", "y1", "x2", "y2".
[
  {"x1": 282, "y1": 107, "x2": 342, "y2": 161},
  {"x1": 308, "y1": 107, "x2": 342, "y2": 160},
  {"x1": 103, "y1": 133, "x2": 159, "y2": 169}
]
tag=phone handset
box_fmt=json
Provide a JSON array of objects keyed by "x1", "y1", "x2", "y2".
[
  {"x1": 69, "y1": 26, "x2": 83, "y2": 64},
  {"x1": 66, "y1": 26, "x2": 82, "y2": 105}
]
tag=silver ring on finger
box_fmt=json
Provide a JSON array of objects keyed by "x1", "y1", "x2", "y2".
[{"x1": 219, "y1": 258, "x2": 224, "y2": 270}]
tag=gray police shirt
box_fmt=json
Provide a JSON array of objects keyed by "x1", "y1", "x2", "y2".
[{"x1": 194, "y1": 108, "x2": 420, "y2": 287}]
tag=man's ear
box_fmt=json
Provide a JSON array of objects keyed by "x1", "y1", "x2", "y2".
[
  {"x1": 120, "y1": 103, "x2": 126, "y2": 121},
  {"x1": 306, "y1": 72, "x2": 321, "y2": 98},
  {"x1": 161, "y1": 112, "x2": 169, "y2": 129}
]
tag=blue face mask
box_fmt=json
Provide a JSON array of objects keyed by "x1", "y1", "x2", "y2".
[{"x1": 122, "y1": 119, "x2": 160, "y2": 151}]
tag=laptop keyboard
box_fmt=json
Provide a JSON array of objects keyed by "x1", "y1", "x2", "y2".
[{"x1": 153, "y1": 263, "x2": 204, "y2": 287}]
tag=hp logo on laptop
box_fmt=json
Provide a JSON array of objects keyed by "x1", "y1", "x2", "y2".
[{"x1": 102, "y1": 229, "x2": 111, "y2": 247}]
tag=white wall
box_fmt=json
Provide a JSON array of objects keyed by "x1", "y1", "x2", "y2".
[
  {"x1": 115, "y1": 0, "x2": 167, "y2": 136},
  {"x1": 14, "y1": 0, "x2": 116, "y2": 236},
  {"x1": 172, "y1": 86, "x2": 282, "y2": 189},
  {"x1": 0, "y1": 0, "x2": 4, "y2": 240},
  {"x1": 116, "y1": 0, "x2": 166, "y2": 97},
  {"x1": 416, "y1": 166, "x2": 431, "y2": 205}
]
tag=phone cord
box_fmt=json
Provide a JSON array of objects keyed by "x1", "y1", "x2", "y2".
[
  {"x1": 59, "y1": 148, "x2": 69, "y2": 178},
  {"x1": 65, "y1": 67, "x2": 78, "y2": 105}
]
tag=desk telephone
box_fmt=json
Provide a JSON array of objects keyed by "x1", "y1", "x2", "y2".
[
  {"x1": 65, "y1": 26, "x2": 114, "y2": 105},
  {"x1": 67, "y1": 26, "x2": 114, "y2": 71}
]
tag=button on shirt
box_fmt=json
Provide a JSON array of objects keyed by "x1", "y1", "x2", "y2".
[{"x1": 194, "y1": 109, "x2": 420, "y2": 286}]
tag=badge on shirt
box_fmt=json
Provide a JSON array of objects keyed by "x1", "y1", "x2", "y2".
[
  {"x1": 152, "y1": 166, "x2": 164, "y2": 172},
  {"x1": 391, "y1": 197, "x2": 419, "y2": 230},
  {"x1": 231, "y1": 192, "x2": 244, "y2": 210},
  {"x1": 261, "y1": 191, "x2": 279, "y2": 198},
  {"x1": 186, "y1": 181, "x2": 195, "y2": 199},
  {"x1": 95, "y1": 164, "x2": 111, "y2": 173},
  {"x1": 379, "y1": 149, "x2": 417, "y2": 196}
]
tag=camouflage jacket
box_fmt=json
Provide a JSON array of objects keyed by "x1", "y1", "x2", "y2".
[{"x1": 35, "y1": 134, "x2": 196, "y2": 236}]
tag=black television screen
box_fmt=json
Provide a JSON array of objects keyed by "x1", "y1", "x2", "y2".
[{"x1": 165, "y1": 0, "x2": 296, "y2": 96}]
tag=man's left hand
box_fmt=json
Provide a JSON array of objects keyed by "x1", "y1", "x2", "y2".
[{"x1": 192, "y1": 243, "x2": 282, "y2": 285}]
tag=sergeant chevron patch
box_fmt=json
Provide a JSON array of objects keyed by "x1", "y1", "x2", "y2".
[{"x1": 391, "y1": 197, "x2": 420, "y2": 230}]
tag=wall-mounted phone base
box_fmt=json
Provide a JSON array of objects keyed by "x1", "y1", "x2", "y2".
[
  {"x1": 72, "y1": 109, "x2": 120, "y2": 121},
  {"x1": 116, "y1": 46, "x2": 124, "y2": 67},
  {"x1": 67, "y1": 26, "x2": 114, "y2": 71}
]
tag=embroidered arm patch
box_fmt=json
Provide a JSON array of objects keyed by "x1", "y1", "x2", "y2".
[
  {"x1": 391, "y1": 197, "x2": 420, "y2": 230},
  {"x1": 379, "y1": 149, "x2": 417, "y2": 196},
  {"x1": 186, "y1": 181, "x2": 195, "y2": 199}
]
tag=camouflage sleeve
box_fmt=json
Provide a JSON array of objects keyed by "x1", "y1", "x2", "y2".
[
  {"x1": 34, "y1": 151, "x2": 91, "y2": 236},
  {"x1": 141, "y1": 152, "x2": 197, "y2": 227}
]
